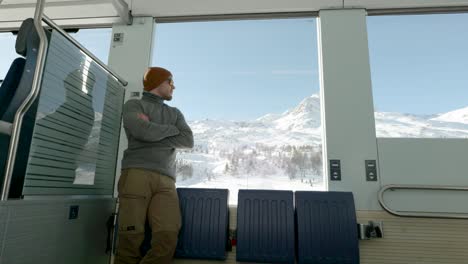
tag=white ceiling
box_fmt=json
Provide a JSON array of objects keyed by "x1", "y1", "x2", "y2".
[
  {"x1": 131, "y1": 0, "x2": 341, "y2": 17},
  {"x1": 129, "y1": 0, "x2": 468, "y2": 17},
  {"x1": 344, "y1": 0, "x2": 468, "y2": 9},
  {"x1": 1, "y1": 0, "x2": 468, "y2": 30},
  {"x1": 0, "y1": 0, "x2": 121, "y2": 30}
]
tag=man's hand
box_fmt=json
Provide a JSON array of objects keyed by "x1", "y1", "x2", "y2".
[{"x1": 138, "y1": 113, "x2": 150, "y2": 122}]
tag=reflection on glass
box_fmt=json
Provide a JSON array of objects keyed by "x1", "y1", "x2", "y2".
[{"x1": 39, "y1": 68, "x2": 97, "y2": 185}]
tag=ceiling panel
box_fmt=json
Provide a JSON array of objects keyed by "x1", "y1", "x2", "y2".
[
  {"x1": 0, "y1": 0, "x2": 119, "y2": 30},
  {"x1": 131, "y1": 0, "x2": 468, "y2": 17},
  {"x1": 131, "y1": 0, "x2": 343, "y2": 17},
  {"x1": 2, "y1": 0, "x2": 78, "y2": 4},
  {"x1": 2, "y1": 0, "x2": 468, "y2": 30},
  {"x1": 344, "y1": 0, "x2": 468, "y2": 10}
]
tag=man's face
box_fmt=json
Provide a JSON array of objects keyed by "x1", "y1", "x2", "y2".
[{"x1": 151, "y1": 76, "x2": 175, "y2": 100}]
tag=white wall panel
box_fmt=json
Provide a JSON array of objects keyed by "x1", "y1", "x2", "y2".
[
  {"x1": 107, "y1": 17, "x2": 154, "y2": 196},
  {"x1": 318, "y1": 9, "x2": 380, "y2": 210}
]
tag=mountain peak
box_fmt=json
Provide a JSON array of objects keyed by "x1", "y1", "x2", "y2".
[
  {"x1": 289, "y1": 94, "x2": 320, "y2": 114},
  {"x1": 431, "y1": 106, "x2": 468, "y2": 124},
  {"x1": 274, "y1": 94, "x2": 321, "y2": 130}
]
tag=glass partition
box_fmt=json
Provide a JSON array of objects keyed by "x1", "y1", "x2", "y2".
[{"x1": 20, "y1": 30, "x2": 124, "y2": 196}]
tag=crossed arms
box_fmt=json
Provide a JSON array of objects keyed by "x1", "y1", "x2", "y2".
[{"x1": 122, "y1": 100, "x2": 194, "y2": 149}]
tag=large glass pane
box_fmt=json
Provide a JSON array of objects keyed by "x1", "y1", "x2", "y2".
[
  {"x1": 368, "y1": 14, "x2": 468, "y2": 138},
  {"x1": 152, "y1": 19, "x2": 323, "y2": 204}
]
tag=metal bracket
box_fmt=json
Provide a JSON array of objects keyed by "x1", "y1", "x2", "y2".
[
  {"x1": 358, "y1": 221, "x2": 383, "y2": 240},
  {"x1": 0, "y1": 121, "x2": 12, "y2": 136},
  {"x1": 112, "y1": 0, "x2": 133, "y2": 25}
]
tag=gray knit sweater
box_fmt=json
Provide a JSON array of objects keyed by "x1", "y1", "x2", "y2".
[{"x1": 121, "y1": 92, "x2": 194, "y2": 180}]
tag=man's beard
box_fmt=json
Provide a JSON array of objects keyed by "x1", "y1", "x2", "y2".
[{"x1": 163, "y1": 94, "x2": 173, "y2": 101}]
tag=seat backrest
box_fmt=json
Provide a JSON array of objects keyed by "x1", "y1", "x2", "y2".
[
  {"x1": 295, "y1": 191, "x2": 359, "y2": 264},
  {"x1": 175, "y1": 188, "x2": 230, "y2": 260},
  {"x1": 0, "y1": 58, "x2": 26, "y2": 118},
  {"x1": 139, "y1": 188, "x2": 230, "y2": 260},
  {"x1": 2, "y1": 18, "x2": 39, "y2": 123},
  {"x1": 236, "y1": 189, "x2": 295, "y2": 264},
  {"x1": 0, "y1": 18, "x2": 40, "y2": 197},
  {"x1": 0, "y1": 17, "x2": 34, "y2": 121}
]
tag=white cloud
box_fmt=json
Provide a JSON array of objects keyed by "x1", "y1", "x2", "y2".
[
  {"x1": 271, "y1": 69, "x2": 316, "y2": 76},
  {"x1": 230, "y1": 71, "x2": 258, "y2": 76}
]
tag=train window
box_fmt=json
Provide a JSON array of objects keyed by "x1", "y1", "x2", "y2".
[
  {"x1": 152, "y1": 18, "x2": 323, "y2": 204},
  {"x1": 0, "y1": 32, "x2": 17, "y2": 82},
  {"x1": 368, "y1": 14, "x2": 468, "y2": 138}
]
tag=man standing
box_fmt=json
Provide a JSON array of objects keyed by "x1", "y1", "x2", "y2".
[{"x1": 115, "y1": 67, "x2": 194, "y2": 264}]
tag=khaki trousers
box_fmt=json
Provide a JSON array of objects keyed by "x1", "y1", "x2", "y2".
[{"x1": 115, "y1": 168, "x2": 181, "y2": 264}]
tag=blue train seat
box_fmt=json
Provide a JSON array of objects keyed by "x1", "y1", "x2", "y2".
[
  {"x1": 140, "y1": 188, "x2": 230, "y2": 260},
  {"x1": 236, "y1": 189, "x2": 295, "y2": 263},
  {"x1": 295, "y1": 191, "x2": 360, "y2": 264}
]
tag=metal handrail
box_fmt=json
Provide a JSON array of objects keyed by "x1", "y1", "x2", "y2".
[
  {"x1": 1, "y1": 0, "x2": 48, "y2": 201},
  {"x1": 378, "y1": 184, "x2": 468, "y2": 219},
  {"x1": 41, "y1": 15, "x2": 128, "y2": 87},
  {"x1": 368, "y1": 6, "x2": 468, "y2": 16}
]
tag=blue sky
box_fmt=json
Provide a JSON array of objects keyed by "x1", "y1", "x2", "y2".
[
  {"x1": 153, "y1": 15, "x2": 468, "y2": 120},
  {"x1": 0, "y1": 28, "x2": 111, "y2": 83},
  {"x1": 1, "y1": 14, "x2": 468, "y2": 120},
  {"x1": 367, "y1": 14, "x2": 468, "y2": 115},
  {"x1": 152, "y1": 18, "x2": 319, "y2": 120}
]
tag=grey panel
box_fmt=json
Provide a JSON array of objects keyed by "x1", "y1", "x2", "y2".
[
  {"x1": 0, "y1": 205, "x2": 8, "y2": 260},
  {"x1": 378, "y1": 138, "x2": 468, "y2": 214},
  {"x1": 21, "y1": 30, "x2": 124, "y2": 196},
  {"x1": 0, "y1": 198, "x2": 115, "y2": 264}
]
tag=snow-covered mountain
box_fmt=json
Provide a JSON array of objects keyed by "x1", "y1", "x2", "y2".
[
  {"x1": 179, "y1": 94, "x2": 468, "y2": 204},
  {"x1": 191, "y1": 94, "x2": 323, "y2": 150},
  {"x1": 430, "y1": 106, "x2": 468, "y2": 125},
  {"x1": 273, "y1": 94, "x2": 321, "y2": 130},
  {"x1": 375, "y1": 109, "x2": 468, "y2": 138},
  {"x1": 190, "y1": 93, "x2": 468, "y2": 147}
]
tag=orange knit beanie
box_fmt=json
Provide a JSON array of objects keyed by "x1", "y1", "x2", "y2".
[{"x1": 143, "y1": 67, "x2": 172, "y2": 91}]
